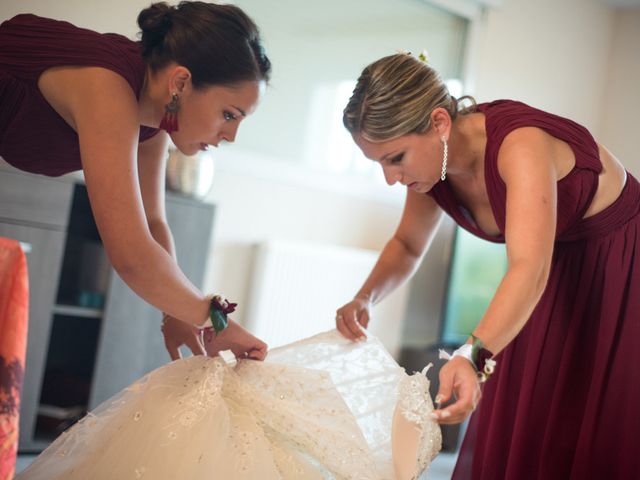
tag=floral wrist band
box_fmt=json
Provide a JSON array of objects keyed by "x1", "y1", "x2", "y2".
[
  {"x1": 470, "y1": 334, "x2": 496, "y2": 382},
  {"x1": 438, "y1": 335, "x2": 497, "y2": 383},
  {"x1": 204, "y1": 295, "x2": 237, "y2": 334}
]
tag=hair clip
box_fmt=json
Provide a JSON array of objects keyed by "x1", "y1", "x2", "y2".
[{"x1": 418, "y1": 49, "x2": 429, "y2": 63}]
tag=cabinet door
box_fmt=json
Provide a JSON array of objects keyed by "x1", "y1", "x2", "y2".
[
  {"x1": 0, "y1": 168, "x2": 72, "y2": 229},
  {"x1": 88, "y1": 197, "x2": 214, "y2": 408},
  {"x1": 141, "y1": 197, "x2": 214, "y2": 374},
  {"x1": 0, "y1": 223, "x2": 67, "y2": 452}
]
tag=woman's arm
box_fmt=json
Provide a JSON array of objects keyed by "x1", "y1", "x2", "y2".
[
  {"x1": 137, "y1": 132, "x2": 209, "y2": 358},
  {"x1": 473, "y1": 127, "x2": 557, "y2": 353},
  {"x1": 137, "y1": 132, "x2": 176, "y2": 258},
  {"x1": 54, "y1": 67, "x2": 210, "y2": 326},
  {"x1": 336, "y1": 190, "x2": 443, "y2": 340},
  {"x1": 435, "y1": 127, "x2": 558, "y2": 423}
]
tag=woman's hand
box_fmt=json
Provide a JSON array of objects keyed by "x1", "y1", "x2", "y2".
[
  {"x1": 335, "y1": 296, "x2": 371, "y2": 341},
  {"x1": 431, "y1": 356, "x2": 482, "y2": 424},
  {"x1": 203, "y1": 319, "x2": 268, "y2": 361},
  {"x1": 161, "y1": 314, "x2": 206, "y2": 361}
]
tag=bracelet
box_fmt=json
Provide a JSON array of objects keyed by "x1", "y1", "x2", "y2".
[
  {"x1": 438, "y1": 335, "x2": 496, "y2": 383},
  {"x1": 205, "y1": 294, "x2": 237, "y2": 334}
]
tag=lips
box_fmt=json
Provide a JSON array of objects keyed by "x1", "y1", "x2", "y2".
[{"x1": 200, "y1": 143, "x2": 209, "y2": 151}]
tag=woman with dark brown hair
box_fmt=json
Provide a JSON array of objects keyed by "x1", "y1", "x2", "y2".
[{"x1": 0, "y1": 2, "x2": 271, "y2": 360}]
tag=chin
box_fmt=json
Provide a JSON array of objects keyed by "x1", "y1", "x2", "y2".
[{"x1": 171, "y1": 140, "x2": 199, "y2": 156}]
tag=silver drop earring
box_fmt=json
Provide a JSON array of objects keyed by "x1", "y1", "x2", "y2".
[{"x1": 440, "y1": 136, "x2": 448, "y2": 181}]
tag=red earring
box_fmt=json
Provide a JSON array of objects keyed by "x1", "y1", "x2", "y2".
[{"x1": 159, "y1": 93, "x2": 180, "y2": 133}]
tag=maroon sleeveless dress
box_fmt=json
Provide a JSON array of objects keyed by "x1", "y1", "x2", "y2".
[
  {"x1": 0, "y1": 14, "x2": 159, "y2": 176},
  {"x1": 429, "y1": 100, "x2": 640, "y2": 479}
]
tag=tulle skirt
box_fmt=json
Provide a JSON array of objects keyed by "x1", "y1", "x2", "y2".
[{"x1": 18, "y1": 330, "x2": 441, "y2": 479}]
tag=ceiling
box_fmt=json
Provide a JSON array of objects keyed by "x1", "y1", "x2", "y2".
[{"x1": 600, "y1": 0, "x2": 640, "y2": 7}]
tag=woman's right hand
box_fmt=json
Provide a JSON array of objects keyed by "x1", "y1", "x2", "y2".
[
  {"x1": 335, "y1": 296, "x2": 371, "y2": 341},
  {"x1": 431, "y1": 356, "x2": 481, "y2": 424},
  {"x1": 161, "y1": 314, "x2": 206, "y2": 361},
  {"x1": 203, "y1": 319, "x2": 268, "y2": 361}
]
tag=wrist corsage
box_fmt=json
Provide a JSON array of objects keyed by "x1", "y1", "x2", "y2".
[
  {"x1": 439, "y1": 334, "x2": 497, "y2": 383},
  {"x1": 470, "y1": 334, "x2": 496, "y2": 382},
  {"x1": 202, "y1": 295, "x2": 236, "y2": 342}
]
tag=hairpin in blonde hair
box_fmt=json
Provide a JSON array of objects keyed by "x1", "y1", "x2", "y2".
[
  {"x1": 418, "y1": 49, "x2": 429, "y2": 63},
  {"x1": 395, "y1": 48, "x2": 429, "y2": 63}
]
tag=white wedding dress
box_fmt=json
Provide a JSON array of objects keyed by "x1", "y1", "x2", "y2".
[{"x1": 18, "y1": 330, "x2": 441, "y2": 479}]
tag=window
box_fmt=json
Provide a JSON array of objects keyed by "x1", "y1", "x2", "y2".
[
  {"x1": 233, "y1": 0, "x2": 470, "y2": 178},
  {"x1": 441, "y1": 227, "x2": 507, "y2": 344}
]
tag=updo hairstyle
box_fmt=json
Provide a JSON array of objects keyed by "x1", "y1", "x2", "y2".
[
  {"x1": 137, "y1": 1, "x2": 271, "y2": 88},
  {"x1": 343, "y1": 53, "x2": 475, "y2": 142}
]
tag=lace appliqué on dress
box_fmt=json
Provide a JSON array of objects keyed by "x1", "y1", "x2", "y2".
[{"x1": 393, "y1": 364, "x2": 442, "y2": 479}]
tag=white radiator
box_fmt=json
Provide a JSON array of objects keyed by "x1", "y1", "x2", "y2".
[{"x1": 244, "y1": 241, "x2": 408, "y2": 355}]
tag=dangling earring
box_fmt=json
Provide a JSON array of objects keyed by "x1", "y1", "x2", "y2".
[
  {"x1": 159, "y1": 93, "x2": 180, "y2": 133},
  {"x1": 440, "y1": 136, "x2": 448, "y2": 181}
]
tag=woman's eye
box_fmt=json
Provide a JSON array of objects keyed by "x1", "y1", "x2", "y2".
[
  {"x1": 390, "y1": 154, "x2": 404, "y2": 164},
  {"x1": 223, "y1": 111, "x2": 236, "y2": 121}
]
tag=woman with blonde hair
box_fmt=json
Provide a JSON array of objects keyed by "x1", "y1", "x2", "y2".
[{"x1": 336, "y1": 52, "x2": 640, "y2": 479}]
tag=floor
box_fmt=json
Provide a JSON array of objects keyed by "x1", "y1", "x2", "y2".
[
  {"x1": 15, "y1": 454, "x2": 37, "y2": 475},
  {"x1": 17, "y1": 452, "x2": 458, "y2": 478},
  {"x1": 426, "y1": 452, "x2": 458, "y2": 479}
]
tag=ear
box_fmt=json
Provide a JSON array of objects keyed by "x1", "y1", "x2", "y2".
[
  {"x1": 167, "y1": 66, "x2": 192, "y2": 95},
  {"x1": 430, "y1": 107, "x2": 452, "y2": 140}
]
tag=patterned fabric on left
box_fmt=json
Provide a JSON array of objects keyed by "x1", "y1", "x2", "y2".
[{"x1": 0, "y1": 238, "x2": 29, "y2": 480}]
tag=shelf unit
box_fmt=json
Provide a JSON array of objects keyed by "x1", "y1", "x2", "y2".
[
  {"x1": 51, "y1": 304, "x2": 103, "y2": 318},
  {"x1": 33, "y1": 184, "x2": 108, "y2": 442}
]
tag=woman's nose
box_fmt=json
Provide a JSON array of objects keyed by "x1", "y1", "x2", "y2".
[
  {"x1": 219, "y1": 122, "x2": 240, "y2": 144},
  {"x1": 383, "y1": 167, "x2": 401, "y2": 186}
]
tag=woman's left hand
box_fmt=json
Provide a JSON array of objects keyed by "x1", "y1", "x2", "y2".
[
  {"x1": 431, "y1": 356, "x2": 481, "y2": 424},
  {"x1": 203, "y1": 319, "x2": 268, "y2": 361}
]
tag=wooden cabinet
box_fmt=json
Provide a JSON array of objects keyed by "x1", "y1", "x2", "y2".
[{"x1": 0, "y1": 167, "x2": 215, "y2": 452}]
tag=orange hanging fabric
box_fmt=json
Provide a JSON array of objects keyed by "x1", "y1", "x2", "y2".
[{"x1": 0, "y1": 238, "x2": 29, "y2": 480}]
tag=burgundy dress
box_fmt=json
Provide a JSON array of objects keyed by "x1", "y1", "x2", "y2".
[
  {"x1": 429, "y1": 100, "x2": 640, "y2": 479},
  {"x1": 0, "y1": 14, "x2": 159, "y2": 176}
]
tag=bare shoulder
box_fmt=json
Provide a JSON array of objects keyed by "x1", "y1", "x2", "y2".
[
  {"x1": 38, "y1": 66, "x2": 138, "y2": 132},
  {"x1": 497, "y1": 127, "x2": 558, "y2": 182},
  {"x1": 500, "y1": 127, "x2": 554, "y2": 158}
]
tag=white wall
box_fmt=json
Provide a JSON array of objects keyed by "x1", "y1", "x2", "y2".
[
  {"x1": 597, "y1": 9, "x2": 640, "y2": 175},
  {"x1": 0, "y1": 0, "x2": 144, "y2": 36},
  {"x1": 471, "y1": 0, "x2": 639, "y2": 175},
  {"x1": 473, "y1": 0, "x2": 615, "y2": 131},
  {"x1": 202, "y1": 166, "x2": 406, "y2": 341}
]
